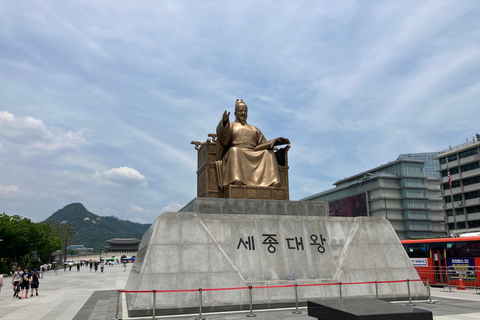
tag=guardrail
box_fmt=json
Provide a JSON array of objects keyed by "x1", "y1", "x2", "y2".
[
  {"x1": 413, "y1": 265, "x2": 480, "y2": 292},
  {"x1": 112, "y1": 278, "x2": 426, "y2": 320}
]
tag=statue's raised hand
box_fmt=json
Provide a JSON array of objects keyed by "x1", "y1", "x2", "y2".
[{"x1": 222, "y1": 110, "x2": 230, "y2": 124}]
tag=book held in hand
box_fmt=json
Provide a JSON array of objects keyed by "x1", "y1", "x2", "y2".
[{"x1": 253, "y1": 137, "x2": 290, "y2": 151}]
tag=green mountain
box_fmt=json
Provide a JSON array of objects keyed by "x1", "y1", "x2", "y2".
[{"x1": 42, "y1": 203, "x2": 151, "y2": 252}]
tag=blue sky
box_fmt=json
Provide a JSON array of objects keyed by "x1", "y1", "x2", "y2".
[{"x1": 1, "y1": 1, "x2": 480, "y2": 223}]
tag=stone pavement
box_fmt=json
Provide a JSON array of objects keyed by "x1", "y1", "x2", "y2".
[
  {"x1": 2, "y1": 265, "x2": 480, "y2": 320},
  {"x1": 0, "y1": 264, "x2": 128, "y2": 320}
]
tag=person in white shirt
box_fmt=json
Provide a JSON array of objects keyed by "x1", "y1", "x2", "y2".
[{"x1": 11, "y1": 266, "x2": 23, "y2": 298}]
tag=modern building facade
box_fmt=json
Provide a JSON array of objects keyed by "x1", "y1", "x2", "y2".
[
  {"x1": 437, "y1": 138, "x2": 480, "y2": 235},
  {"x1": 302, "y1": 159, "x2": 447, "y2": 240},
  {"x1": 397, "y1": 152, "x2": 440, "y2": 179}
]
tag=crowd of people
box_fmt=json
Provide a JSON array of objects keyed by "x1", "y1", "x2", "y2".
[
  {"x1": 11, "y1": 266, "x2": 40, "y2": 299},
  {"x1": 4, "y1": 260, "x2": 129, "y2": 300}
]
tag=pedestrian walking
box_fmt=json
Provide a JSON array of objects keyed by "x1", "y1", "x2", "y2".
[
  {"x1": 18, "y1": 267, "x2": 31, "y2": 299},
  {"x1": 94, "y1": 262, "x2": 98, "y2": 272},
  {"x1": 101, "y1": 262, "x2": 104, "y2": 273},
  {"x1": 76, "y1": 263, "x2": 80, "y2": 272},
  {"x1": 63, "y1": 262, "x2": 67, "y2": 271},
  {"x1": 68, "y1": 262, "x2": 73, "y2": 271},
  {"x1": 12, "y1": 266, "x2": 23, "y2": 298},
  {"x1": 54, "y1": 263, "x2": 58, "y2": 275},
  {"x1": 0, "y1": 273, "x2": 4, "y2": 293},
  {"x1": 40, "y1": 265, "x2": 45, "y2": 279},
  {"x1": 31, "y1": 269, "x2": 40, "y2": 297},
  {"x1": 122, "y1": 262, "x2": 127, "y2": 272},
  {"x1": 89, "y1": 261, "x2": 93, "y2": 272}
]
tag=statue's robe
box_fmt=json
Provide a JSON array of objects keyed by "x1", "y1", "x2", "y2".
[{"x1": 216, "y1": 119, "x2": 281, "y2": 188}]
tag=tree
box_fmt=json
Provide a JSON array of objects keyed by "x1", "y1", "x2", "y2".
[
  {"x1": 0, "y1": 213, "x2": 62, "y2": 273},
  {"x1": 45, "y1": 221, "x2": 75, "y2": 262}
]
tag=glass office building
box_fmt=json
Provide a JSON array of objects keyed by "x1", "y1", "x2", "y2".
[
  {"x1": 303, "y1": 159, "x2": 446, "y2": 240},
  {"x1": 397, "y1": 152, "x2": 440, "y2": 179}
]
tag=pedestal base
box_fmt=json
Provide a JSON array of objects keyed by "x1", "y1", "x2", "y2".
[{"x1": 222, "y1": 185, "x2": 288, "y2": 200}]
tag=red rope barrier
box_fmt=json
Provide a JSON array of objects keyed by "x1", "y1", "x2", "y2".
[
  {"x1": 342, "y1": 281, "x2": 376, "y2": 285},
  {"x1": 252, "y1": 284, "x2": 296, "y2": 289},
  {"x1": 297, "y1": 283, "x2": 340, "y2": 287},
  {"x1": 377, "y1": 280, "x2": 407, "y2": 284},
  {"x1": 119, "y1": 278, "x2": 424, "y2": 293},
  {"x1": 203, "y1": 287, "x2": 249, "y2": 291}
]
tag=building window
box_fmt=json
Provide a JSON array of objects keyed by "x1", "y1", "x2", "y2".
[
  {"x1": 446, "y1": 209, "x2": 464, "y2": 216},
  {"x1": 404, "y1": 199, "x2": 429, "y2": 209},
  {"x1": 403, "y1": 188, "x2": 428, "y2": 198},
  {"x1": 463, "y1": 176, "x2": 480, "y2": 186},
  {"x1": 406, "y1": 231, "x2": 432, "y2": 239},
  {"x1": 468, "y1": 220, "x2": 480, "y2": 228},
  {"x1": 461, "y1": 161, "x2": 480, "y2": 173},
  {"x1": 405, "y1": 220, "x2": 432, "y2": 231},
  {"x1": 442, "y1": 167, "x2": 460, "y2": 177},
  {"x1": 467, "y1": 205, "x2": 480, "y2": 214},
  {"x1": 459, "y1": 148, "x2": 478, "y2": 159},
  {"x1": 440, "y1": 154, "x2": 458, "y2": 164},
  {"x1": 444, "y1": 194, "x2": 463, "y2": 203},
  {"x1": 443, "y1": 181, "x2": 461, "y2": 190},
  {"x1": 402, "y1": 178, "x2": 427, "y2": 188},
  {"x1": 465, "y1": 190, "x2": 480, "y2": 200},
  {"x1": 404, "y1": 209, "x2": 429, "y2": 219},
  {"x1": 457, "y1": 222, "x2": 467, "y2": 229},
  {"x1": 448, "y1": 222, "x2": 467, "y2": 229}
]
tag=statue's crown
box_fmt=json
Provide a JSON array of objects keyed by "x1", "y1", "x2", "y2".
[{"x1": 235, "y1": 99, "x2": 247, "y2": 108}]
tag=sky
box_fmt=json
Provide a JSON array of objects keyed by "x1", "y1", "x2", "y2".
[{"x1": 1, "y1": 1, "x2": 480, "y2": 224}]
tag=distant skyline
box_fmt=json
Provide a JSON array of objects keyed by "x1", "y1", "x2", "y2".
[{"x1": 1, "y1": 1, "x2": 480, "y2": 223}]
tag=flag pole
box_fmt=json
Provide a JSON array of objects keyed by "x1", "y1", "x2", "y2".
[{"x1": 446, "y1": 157, "x2": 458, "y2": 233}]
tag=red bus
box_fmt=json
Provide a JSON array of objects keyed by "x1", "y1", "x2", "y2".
[{"x1": 401, "y1": 237, "x2": 480, "y2": 286}]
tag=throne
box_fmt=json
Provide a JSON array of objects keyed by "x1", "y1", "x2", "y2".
[{"x1": 192, "y1": 134, "x2": 290, "y2": 200}]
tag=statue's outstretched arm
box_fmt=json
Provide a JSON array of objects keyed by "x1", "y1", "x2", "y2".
[{"x1": 217, "y1": 111, "x2": 232, "y2": 148}]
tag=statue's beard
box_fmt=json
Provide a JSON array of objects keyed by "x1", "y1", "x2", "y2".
[{"x1": 237, "y1": 117, "x2": 247, "y2": 125}]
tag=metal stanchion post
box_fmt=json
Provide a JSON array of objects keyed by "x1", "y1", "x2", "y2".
[
  {"x1": 406, "y1": 279, "x2": 415, "y2": 306},
  {"x1": 426, "y1": 278, "x2": 436, "y2": 304},
  {"x1": 339, "y1": 282, "x2": 342, "y2": 299},
  {"x1": 195, "y1": 289, "x2": 205, "y2": 320},
  {"x1": 152, "y1": 290, "x2": 156, "y2": 320},
  {"x1": 447, "y1": 270, "x2": 452, "y2": 292},
  {"x1": 375, "y1": 281, "x2": 378, "y2": 299},
  {"x1": 246, "y1": 286, "x2": 256, "y2": 318},
  {"x1": 475, "y1": 276, "x2": 479, "y2": 295},
  {"x1": 292, "y1": 284, "x2": 302, "y2": 314},
  {"x1": 111, "y1": 290, "x2": 121, "y2": 320}
]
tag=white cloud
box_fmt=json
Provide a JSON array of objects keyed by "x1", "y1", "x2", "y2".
[
  {"x1": 0, "y1": 185, "x2": 21, "y2": 198},
  {"x1": 126, "y1": 205, "x2": 150, "y2": 214},
  {"x1": 126, "y1": 202, "x2": 184, "y2": 223},
  {"x1": 0, "y1": 111, "x2": 88, "y2": 157},
  {"x1": 93, "y1": 166, "x2": 148, "y2": 187},
  {"x1": 160, "y1": 203, "x2": 184, "y2": 213},
  {"x1": 128, "y1": 217, "x2": 148, "y2": 224}
]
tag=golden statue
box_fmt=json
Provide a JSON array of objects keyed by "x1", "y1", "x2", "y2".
[{"x1": 215, "y1": 99, "x2": 289, "y2": 188}]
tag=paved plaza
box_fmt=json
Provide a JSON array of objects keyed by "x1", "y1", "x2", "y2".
[{"x1": 2, "y1": 265, "x2": 480, "y2": 320}]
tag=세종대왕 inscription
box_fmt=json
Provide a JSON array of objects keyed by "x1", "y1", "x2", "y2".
[{"x1": 237, "y1": 234, "x2": 327, "y2": 254}]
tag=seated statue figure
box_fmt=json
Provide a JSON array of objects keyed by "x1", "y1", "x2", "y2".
[{"x1": 215, "y1": 99, "x2": 289, "y2": 189}]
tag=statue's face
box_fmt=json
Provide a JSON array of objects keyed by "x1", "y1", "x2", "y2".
[{"x1": 235, "y1": 106, "x2": 248, "y2": 123}]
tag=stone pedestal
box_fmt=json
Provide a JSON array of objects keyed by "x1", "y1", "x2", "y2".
[{"x1": 125, "y1": 198, "x2": 426, "y2": 317}]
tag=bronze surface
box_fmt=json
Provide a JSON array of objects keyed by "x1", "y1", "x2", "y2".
[{"x1": 193, "y1": 99, "x2": 290, "y2": 200}]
